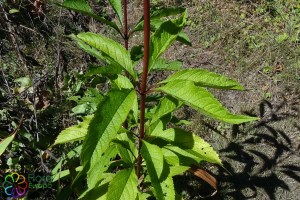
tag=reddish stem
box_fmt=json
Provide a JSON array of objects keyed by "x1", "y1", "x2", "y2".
[{"x1": 137, "y1": 0, "x2": 151, "y2": 180}]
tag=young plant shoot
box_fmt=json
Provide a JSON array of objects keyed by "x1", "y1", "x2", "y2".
[{"x1": 52, "y1": 0, "x2": 258, "y2": 199}]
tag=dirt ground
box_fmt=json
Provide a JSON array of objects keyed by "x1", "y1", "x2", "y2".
[
  {"x1": 131, "y1": 1, "x2": 300, "y2": 199},
  {"x1": 173, "y1": 45, "x2": 300, "y2": 200}
]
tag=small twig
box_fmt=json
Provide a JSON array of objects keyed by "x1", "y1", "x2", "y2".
[
  {"x1": 135, "y1": 85, "x2": 141, "y2": 95},
  {"x1": 11, "y1": 115, "x2": 25, "y2": 135},
  {"x1": 55, "y1": 8, "x2": 63, "y2": 91},
  {"x1": 0, "y1": 68, "x2": 12, "y2": 95},
  {"x1": 43, "y1": 150, "x2": 58, "y2": 162},
  {"x1": 32, "y1": 79, "x2": 39, "y2": 142},
  {"x1": 39, "y1": 151, "x2": 51, "y2": 173}
]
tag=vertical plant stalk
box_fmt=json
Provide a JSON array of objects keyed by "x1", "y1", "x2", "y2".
[
  {"x1": 123, "y1": 0, "x2": 129, "y2": 50},
  {"x1": 137, "y1": 0, "x2": 151, "y2": 179},
  {"x1": 123, "y1": 0, "x2": 129, "y2": 129}
]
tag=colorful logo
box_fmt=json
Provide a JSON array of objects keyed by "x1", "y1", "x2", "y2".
[{"x1": 2, "y1": 172, "x2": 28, "y2": 198}]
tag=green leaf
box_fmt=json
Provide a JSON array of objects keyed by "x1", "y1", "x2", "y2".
[
  {"x1": 79, "y1": 173, "x2": 114, "y2": 200},
  {"x1": 108, "y1": 0, "x2": 123, "y2": 26},
  {"x1": 76, "y1": 32, "x2": 137, "y2": 80},
  {"x1": 52, "y1": 145, "x2": 82, "y2": 180},
  {"x1": 85, "y1": 65, "x2": 122, "y2": 77},
  {"x1": 132, "y1": 95, "x2": 139, "y2": 123},
  {"x1": 136, "y1": 192, "x2": 151, "y2": 200},
  {"x1": 153, "y1": 128, "x2": 222, "y2": 165},
  {"x1": 160, "y1": 69, "x2": 244, "y2": 90},
  {"x1": 149, "y1": 11, "x2": 187, "y2": 71},
  {"x1": 170, "y1": 116, "x2": 192, "y2": 125},
  {"x1": 130, "y1": 45, "x2": 144, "y2": 62},
  {"x1": 177, "y1": 32, "x2": 192, "y2": 46},
  {"x1": 14, "y1": 76, "x2": 32, "y2": 87},
  {"x1": 60, "y1": 0, "x2": 121, "y2": 34},
  {"x1": 162, "y1": 145, "x2": 201, "y2": 166},
  {"x1": 53, "y1": 115, "x2": 93, "y2": 145},
  {"x1": 107, "y1": 168, "x2": 138, "y2": 200},
  {"x1": 151, "y1": 96, "x2": 180, "y2": 124},
  {"x1": 9, "y1": 9, "x2": 19, "y2": 14},
  {"x1": 169, "y1": 166, "x2": 189, "y2": 176},
  {"x1": 161, "y1": 174, "x2": 175, "y2": 200},
  {"x1": 52, "y1": 166, "x2": 83, "y2": 182},
  {"x1": 71, "y1": 104, "x2": 90, "y2": 115},
  {"x1": 113, "y1": 133, "x2": 137, "y2": 164},
  {"x1": 76, "y1": 38, "x2": 107, "y2": 61},
  {"x1": 152, "y1": 59, "x2": 183, "y2": 71},
  {"x1": 133, "y1": 7, "x2": 186, "y2": 33},
  {"x1": 0, "y1": 133, "x2": 16, "y2": 156},
  {"x1": 141, "y1": 141, "x2": 165, "y2": 199},
  {"x1": 110, "y1": 74, "x2": 134, "y2": 89},
  {"x1": 147, "y1": 114, "x2": 170, "y2": 136},
  {"x1": 81, "y1": 89, "x2": 136, "y2": 177},
  {"x1": 156, "y1": 80, "x2": 258, "y2": 124},
  {"x1": 87, "y1": 145, "x2": 118, "y2": 188}
]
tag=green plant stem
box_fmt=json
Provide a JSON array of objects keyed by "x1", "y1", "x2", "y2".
[
  {"x1": 123, "y1": 0, "x2": 129, "y2": 49},
  {"x1": 137, "y1": 0, "x2": 150, "y2": 180}
]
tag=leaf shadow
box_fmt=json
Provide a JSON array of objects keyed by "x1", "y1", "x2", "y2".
[{"x1": 175, "y1": 97, "x2": 299, "y2": 199}]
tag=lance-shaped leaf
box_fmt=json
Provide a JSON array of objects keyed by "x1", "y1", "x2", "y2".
[
  {"x1": 136, "y1": 192, "x2": 151, "y2": 200},
  {"x1": 147, "y1": 114, "x2": 171, "y2": 136},
  {"x1": 76, "y1": 38, "x2": 107, "y2": 61},
  {"x1": 149, "y1": 11, "x2": 187, "y2": 71},
  {"x1": 113, "y1": 133, "x2": 137, "y2": 165},
  {"x1": 177, "y1": 32, "x2": 192, "y2": 46},
  {"x1": 110, "y1": 74, "x2": 134, "y2": 89},
  {"x1": 87, "y1": 145, "x2": 118, "y2": 188},
  {"x1": 160, "y1": 69, "x2": 244, "y2": 90},
  {"x1": 151, "y1": 96, "x2": 181, "y2": 124},
  {"x1": 133, "y1": 7, "x2": 186, "y2": 33},
  {"x1": 162, "y1": 145, "x2": 201, "y2": 166},
  {"x1": 154, "y1": 128, "x2": 222, "y2": 165},
  {"x1": 79, "y1": 173, "x2": 114, "y2": 200},
  {"x1": 169, "y1": 166, "x2": 190, "y2": 176},
  {"x1": 60, "y1": 0, "x2": 121, "y2": 34},
  {"x1": 152, "y1": 58, "x2": 183, "y2": 71},
  {"x1": 156, "y1": 80, "x2": 259, "y2": 124},
  {"x1": 0, "y1": 133, "x2": 16, "y2": 156},
  {"x1": 108, "y1": 0, "x2": 123, "y2": 26},
  {"x1": 141, "y1": 141, "x2": 165, "y2": 199},
  {"x1": 52, "y1": 166, "x2": 83, "y2": 182},
  {"x1": 85, "y1": 65, "x2": 122, "y2": 77},
  {"x1": 132, "y1": 95, "x2": 139, "y2": 123},
  {"x1": 52, "y1": 145, "x2": 82, "y2": 181},
  {"x1": 107, "y1": 168, "x2": 138, "y2": 200},
  {"x1": 76, "y1": 32, "x2": 137, "y2": 80},
  {"x1": 161, "y1": 173, "x2": 175, "y2": 200},
  {"x1": 81, "y1": 89, "x2": 136, "y2": 174},
  {"x1": 53, "y1": 115, "x2": 93, "y2": 145}
]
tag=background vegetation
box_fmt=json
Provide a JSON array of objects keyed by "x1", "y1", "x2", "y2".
[{"x1": 0, "y1": 0, "x2": 299, "y2": 199}]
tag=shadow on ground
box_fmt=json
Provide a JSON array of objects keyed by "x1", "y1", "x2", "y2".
[{"x1": 175, "y1": 95, "x2": 300, "y2": 200}]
